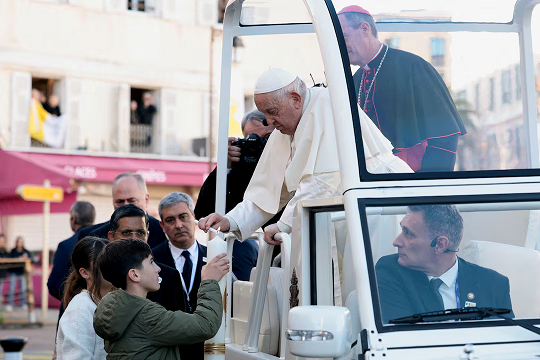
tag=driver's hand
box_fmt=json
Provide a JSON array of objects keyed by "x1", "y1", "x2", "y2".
[
  {"x1": 228, "y1": 137, "x2": 241, "y2": 168},
  {"x1": 263, "y1": 223, "x2": 283, "y2": 245}
]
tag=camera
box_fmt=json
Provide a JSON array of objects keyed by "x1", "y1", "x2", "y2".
[{"x1": 232, "y1": 133, "x2": 267, "y2": 167}]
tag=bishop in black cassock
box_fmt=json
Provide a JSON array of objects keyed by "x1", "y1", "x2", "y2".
[{"x1": 338, "y1": 5, "x2": 466, "y2": 172}]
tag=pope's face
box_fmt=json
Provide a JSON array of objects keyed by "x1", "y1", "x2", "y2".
[
  {"x1": 392, "y1": 211, "x2": 435, "y2": 273},
  {"x1": 254, "y1": 92, "x2": 302, "y2": 135},
  {"x1": 338, "y1": 14, "x2": 370, "y2": 67}
]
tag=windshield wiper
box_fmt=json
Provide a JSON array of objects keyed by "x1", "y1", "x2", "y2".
[
  {"x1": 390, "y1": 307, "x2": 540, "y2": 338},
  {"x1": 390, "y1": 307, "x2": 510, "y2": 324}
]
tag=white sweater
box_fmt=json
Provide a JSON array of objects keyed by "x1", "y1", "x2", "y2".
[{"x1": 56, "y1": 290, "x2": 107, "y2": 360}]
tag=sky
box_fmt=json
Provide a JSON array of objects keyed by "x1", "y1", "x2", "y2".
[
  {"x1": 242, "y1": 0, "x2": 540, "y2": 89},
  {"x1": 331, "y1": 0, "x2": 540, "y2": 89}
]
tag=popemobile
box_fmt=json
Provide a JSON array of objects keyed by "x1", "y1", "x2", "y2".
[{"x1": 207, "y1": 0, "x2": 540, "y2": 359}]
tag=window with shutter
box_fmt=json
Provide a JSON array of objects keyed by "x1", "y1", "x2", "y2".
[
  {"x1": 10, "y1": 72, "x2": 32, "y2": 148},
  {"x1": 61, "y1": 78, "x2": 83, "y2": 150}
]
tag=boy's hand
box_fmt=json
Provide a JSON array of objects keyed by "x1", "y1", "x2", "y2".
[{"x1": 201, "y1": 253, "x2": 230, "y2": 282}]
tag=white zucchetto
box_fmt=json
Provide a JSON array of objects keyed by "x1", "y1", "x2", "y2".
[{"x1": 254, "y1": 67, "x2": 297, "y2": 94}]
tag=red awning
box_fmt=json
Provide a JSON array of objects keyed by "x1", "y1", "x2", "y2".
[{"x1": 0, "y1": 149, "x2": 212, "y2": 216}]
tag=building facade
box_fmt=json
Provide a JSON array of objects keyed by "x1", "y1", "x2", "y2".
[{"x1": 0, "y1": 0, "x2": 220, "y2": 249}]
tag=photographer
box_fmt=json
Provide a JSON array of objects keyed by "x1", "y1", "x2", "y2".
[{"x1": 194, "y1": 110, "x2": 277, "y2": 281}]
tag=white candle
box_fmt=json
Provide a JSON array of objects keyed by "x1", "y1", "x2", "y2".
[{"x1": 205, "y1": 236, "x2": 228, "y2": 359}]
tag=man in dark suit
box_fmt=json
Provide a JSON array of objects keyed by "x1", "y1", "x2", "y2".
[
  {"x1": 78, "y1": 172, "x2": 167, "y2": 249},
  {"x1": 195, "y1": 110, "x2": 281, "y2": 279},
  {"x1": 48, "y1": 201, "x2": 96, "y2": 320},
  {"x1": 153, "y1": 192, "x2": 207, "y2": 360},
  {"x1": 107, "y1": 204, "x2": 186, "y2": 313},
  {"x1": 376, "y1": 205, "x2": 513, "y2": 324}
]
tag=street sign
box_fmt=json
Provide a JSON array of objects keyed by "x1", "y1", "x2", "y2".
[{"x1": 17, "y1": 185, "x2": 64, "y2": 202}]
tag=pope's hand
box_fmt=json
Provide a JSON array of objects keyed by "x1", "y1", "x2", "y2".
[
  {"x1": 263, "y1": 223, "x2": 283, "y2": 245},
  {"x1": 198, "y1": 213, "x2": 231, "y2": 233}
]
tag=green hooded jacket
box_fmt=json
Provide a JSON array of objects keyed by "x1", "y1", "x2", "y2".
[{"x1": 93, "y1": 280, "x2": 222, "y2": 359}]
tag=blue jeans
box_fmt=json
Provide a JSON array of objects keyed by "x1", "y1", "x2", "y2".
[{"x1": 8, "y1": 274, "x2": 27, "y2": 307}]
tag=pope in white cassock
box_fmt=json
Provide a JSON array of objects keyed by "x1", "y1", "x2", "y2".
[{"x1": 198, "y1": 68, "x2": 412, "y2": 245}]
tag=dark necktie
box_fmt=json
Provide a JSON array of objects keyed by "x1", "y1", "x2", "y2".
[
  {"x1": 430, "y1": 278, "x2": 445, "y2": 310},
  {"x1": 181, "y1": 250, "x2": 193, "y2": 295}
]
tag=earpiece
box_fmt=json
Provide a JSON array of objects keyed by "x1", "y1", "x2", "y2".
[{"x1": 431, "y1": 236, "x2": 459, "y2": 253}]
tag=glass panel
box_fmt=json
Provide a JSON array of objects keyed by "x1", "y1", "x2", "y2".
[
  {"x1": 241, "y1": 0, "x2": 519, "y2": 25},
  {"x1": 533, "y1": 6, "x2": 540, "y2": 132},
  {"x1": 231, "y1": 32, "x2": 325, "y2": 139},
  {"x1": 331, "y1": 0, "x2": 517, "y2": 23},
  {"x1": 335, "y1": 3, "x2": 532, "y2": 173},
  {"x1": 240, "y1": 0, "x2": 311, "y2": 25},
  {"x1": 366, "y1": 202, "x2": 539, "y2": 325}
]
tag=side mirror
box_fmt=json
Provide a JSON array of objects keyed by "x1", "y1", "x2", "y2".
[{"x1": 287, "y1": 306, "x2": 353, "y2": 358}]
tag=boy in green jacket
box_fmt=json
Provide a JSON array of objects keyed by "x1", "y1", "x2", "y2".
[{"x1": 93, "y1": 238, "x2": 229, "y2": 360}]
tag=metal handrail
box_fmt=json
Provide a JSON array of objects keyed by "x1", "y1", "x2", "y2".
[
  {"x1": 242, "y1": 232, "x2": 292, "y2": 354},
  {"x1": 243, "y1": 232, "x2": 272, "y2": 352}
]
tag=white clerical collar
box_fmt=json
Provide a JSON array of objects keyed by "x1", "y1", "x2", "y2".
[
  {"x1": 169, "y1": 239, "x2": 198, "y2": 261},
  {"x1": 301, "y1": 88, "x2": 312, "y2": 116},
  {"x1": 363, "y1": 43, "x2": 385, "y2": 71},
  {"x1": 428, "y1": 258, "x2": 459, "y2": 288}
]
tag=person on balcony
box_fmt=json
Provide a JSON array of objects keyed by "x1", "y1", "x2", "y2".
[
  {"x1": 136, "y1": 92, "x2": 157, "y2": 125},
  {"x1": 43, "y1": 95, "x2": 62, "y2": 117}
]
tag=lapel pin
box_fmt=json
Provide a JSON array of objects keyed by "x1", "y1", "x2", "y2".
[{"x1": 467, "y1": 292, "x2": 475, "y2": 300}]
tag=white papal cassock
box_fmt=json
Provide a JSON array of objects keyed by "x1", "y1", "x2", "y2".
[{"x1": 224, "y1": 87, "x2": 412, "y2": 240}]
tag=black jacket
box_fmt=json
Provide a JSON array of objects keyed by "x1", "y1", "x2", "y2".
[
  {"x1": 152, "y1": 241, "x2": 207, "y2": 360},
  {"x1": 375, "y1": 254, "x2": 514, "y2": 324},
  {"x1": 77, "y1": 221, "x2": 106, "y2": 241},
  {"x1": 147, "y1": 262, "x2": 187, "y2": 313},
  {"x1": 48, "y1": 227, "x2": 91, "y2": 301},
  {"x1": 151, "y1": 240, "x2": 207, "y2": 312},
  {"x1": 84, "y1": 216, "x2": 167, "y2": 249},
  {"x1": 9, "y1": 248, "x2": 33, "y2": 275}
]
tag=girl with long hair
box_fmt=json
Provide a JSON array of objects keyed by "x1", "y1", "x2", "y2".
[{"x1": 56, "y1": 236, "x2": 112, "y2": 360}]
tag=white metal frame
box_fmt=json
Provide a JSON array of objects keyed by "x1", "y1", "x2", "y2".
[
  {"x1": 215, "y1": 0, "x2": 540, "y2": 210},
  {"x1": 217, "y1": 0, "x2": 540, "y2": 357}
]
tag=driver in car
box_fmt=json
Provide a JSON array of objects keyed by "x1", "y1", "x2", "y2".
[{"x1": 375, "y1": 204, "x2": 514, "y2": 324}]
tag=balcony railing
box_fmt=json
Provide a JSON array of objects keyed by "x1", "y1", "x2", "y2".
[{"x1": 130, "y1": 124, "x2": 154, "y2": 153}]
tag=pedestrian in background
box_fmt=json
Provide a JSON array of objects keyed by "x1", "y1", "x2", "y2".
[
  {"x1": 0, "y1": 234, "x2": 9, "y2": 305},
  {"x1": 8, "y1": 236, "x2": 32, "y2": 309}
]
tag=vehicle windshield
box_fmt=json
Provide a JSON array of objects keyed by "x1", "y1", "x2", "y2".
[
  {"x1": 363, "y1": 200, "x2": 540, "y2": 327},
  {"x1": 241, "y1": 0, "x2": 519, "y2": 25},
  {"x1": 330, "y1": 0, "x2": 540, "y2": 177}
]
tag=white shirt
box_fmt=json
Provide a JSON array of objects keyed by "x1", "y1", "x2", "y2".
[
  {"x1": 427, "y1": 259, "x2": 459, "y2": 310},
  {"x1": 56, "y1": 290, "x2": 107, "y2": 360},
  {"x1": 169, "y1": 240, "x2": 199, "y2": 298},
  {"x1": 362, "y1": 43, "x2": 384, "y2": 71}
]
